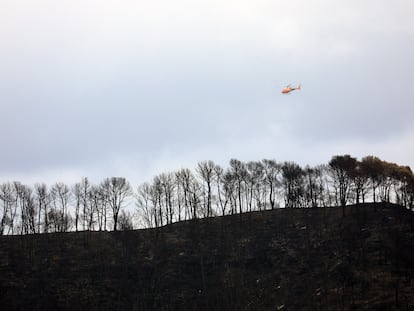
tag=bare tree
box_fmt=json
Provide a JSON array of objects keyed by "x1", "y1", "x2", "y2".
[
  {"x1": 72, "y1": 182, "x2": 82, "y2": 231},
  {"x1": 213, "y1": 164, "x2": 229, "y2": 216},
  {"x1": 88, "y1": 185, "x2": 101, "y2": 230},
  {"x1": 173, "y1": 172, "x2": 185, "y2": 222},
  {"x1": 176, "y1": 171, "x2": 202, "y2": 220},
  {"x1": 175, "y1": 168, "x2": 196, "y2": 220},
  {"x1": 329, "y1": 155, "x2": 357, "y2": 216},
  {"x1": 159, "y1": 173, "x2": 175, "y2": 224},
  {"x1": 248, "y1": 161, "x2": 267, "y2": 211},
  {"x1": 48, "y1": 209, "x2": 72, "y2": 233},
  {"x1": 151, "y1": 175, "x2": 164, "y2": 227},
  {"x1": 13, "y1": 182, "x2": 37, "y2": 234},
  {"x1": 361, "y1": 156, "x2": 383, "y2": 203},
  {"x1": 79, "y1": 177, "x2": 91, "y2": 230},
  {"x1": 378, "y1": 161, "x2": 395, "y2": 203},
  {"x1": 304, "y1": 166, "x2": 319, "y2": 208},
  {"x1": 118, "y1": 210, "x2": 134, "y2": 231},
  {"x1": 229, "y1": 159, "x2": 246, "y2": 214},
  {"x1": 136, "y1": 182, "x2": 156, "y2": 228},
  {"x1": 262, "y1": 159, "x2": 281, "y2": 210},
  {"x1": 100, "y1": 177, "x2": 132, "y2": 231},
  {"x1": 244, "y1": 162, "x2": 256, "y2": 212},
  {"x1": 392, "y1": 165, "x2": 414, "y2": 208},
  {"x1": 73, "y1": 178, "x2": 97, "y2": 231},
  {"x1": 90, "y1": 185, "x2": 108, "y2": 231},
  {"x1": 314, "y1": 165, "x2": 330, "y2": 207},
  {"x1": 23, "y1": 186, "x2": 36, "y2": 234},
  {"x1": 223, "y1": 169, "x2": 237, "y2": 215},
  {"x1": 34, "y1": 183, "x2": 49, "y2": 233},
  {"x1": 281, "y1": 162, "x2": 304, "y2": 208},
  {"x1": 50, "y1": 182, "x2": 71, "y2": 232},
  {"x1": 0, "y1": 183, "x2": 14, "y2": 235},
  {"x1": 196, "y1": 160, "x2": 215, "y2": 217},
  {"x1": 350, "y1": 161, "x2": 370, "y2": 204},
  {"x1": 13, "y1": 182, "x2": 25, "y2": 234}
]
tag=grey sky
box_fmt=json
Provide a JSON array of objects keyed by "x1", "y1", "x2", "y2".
[{"x1": 1, "y1": 0, "x2": 414, "y2": 186}]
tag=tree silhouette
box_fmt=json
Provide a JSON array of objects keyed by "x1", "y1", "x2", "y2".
[
  {"x1": 263, "y1": 159, "x2": 281, "y2": 210},
  {"x1": 350, "y1": 161, "x2": 370, "y2": 204},
  {"x1": 361, "y1": 156, "x2": 383, "y2": 203},
  {"x1": 281, "y1": 161, "x2": 304, "y2": 208},
  {"x1": 229, "y1": 159, "x2": 246, "y2": 214},
  {"x1": 1, "y1": 154, "x2": 414, "y2": 233},
  {"x1": 34, "y1": 183, "x2": 48, "y2": 233},
  {"x1": 100, "y1": 177, "x2": 132, "y2": 231},
  {"x1": 196, "y1": 160, "x2": 215, "y2": 217},
  {"x1": 329, "y1": 155, "x2": 357, "y2": 216},
  {"x1": 50, "y1": 182, "x2": 71, "y2": 232},
  {"x1": 135, "y1": 182, "x2": 155, "y2": 228}
]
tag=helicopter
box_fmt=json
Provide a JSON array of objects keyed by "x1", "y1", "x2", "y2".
[{"x1": 281, "y1": 84, "x2": 301, "y2": 94}]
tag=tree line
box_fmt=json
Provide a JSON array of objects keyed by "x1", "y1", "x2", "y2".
[{"x1": 1, "y1": 155, "x2": 413, "y2": 235}]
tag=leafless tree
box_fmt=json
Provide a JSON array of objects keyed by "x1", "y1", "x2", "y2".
[
  {"x1": 350, "y1": 161, "x2": 370, "y2": 204},
  {"x1": 229, "y1": 159, "x2": 246, "y2": 214},
  {"x1": 118, "y1": 210, "x2": 133, "y2": 230},
  {"x1": 196, "y1": 160, "x2": 215, "y2": 217},
  {"x1": 88, "y1": 185, "x2": 101, "y2": 230},
  {"x1": 188, "y1": 175, "x2": 202, "y2": 219},
  {"x1": 100, "y1": 177, "x2": 132, "y2": 231},
  {"x1": 175, "y1": 168, "x2": 196, "y2": 220},
  {"x1": 244, "y1": 162, "x2": 256, "y2": 212},
  {"x1": 13, "y1": 182, "x2": 37, "y2": 234},
  {"x1": 314, "y1": 165, "x2": 330, "y2": 207},
  {"x1": 222, "y1": 169, "x2": 237, "y2": 215},
  {"x1": 249, "y1": 161, "x2": 267, "y2": 211},
  {"x1": 79, "y1": 177, "x2": 91, "y2": 230},
  {"x1": 214, "y1": 164, "x2": 229, "y2": 216},
  {"x1": 0, "y1": 183, "x2": 14, "y2": 235},
  {"x1": 361, "y1": 156, "x2": 383, "y2": 203},
  {"x1": 25, "y1": 188, "x2": 36, "y2": 234},
  {"x1": 34, "y1": 183, "x2": 49, "y2": 233},
  {"x1": 173, "y1": 172, "x2": 184, "y2": 222},
  {"x1": 159, "y1": 172, "x2": 175, "y2": 224},
  {"x1": 151, "y1": 175, "x2": 164, "y2": 227},
  {"x1": 262, "y1": 159, "x2": 281, "y2": 210},
  {"x1": 329, "y1": 155, "x2": 357, "y2": 215},
  {"x1": 48, "y1": 209, "x2": 72, "y2": 233},
  {"x1": 281, "y1": 161, "x2": 305, "y2": 208},
  {"x1": 91, "y1": 185, "x2": 108, "y2": 231},
  {"x1": 72, "y1": 182, "x2": 82, "y2": 231},
  {"x1": 304, "y1": 165, "x2": 322, "y2": 208},
  {"x1": 7, "y1": 183, "x2": 19, "y2": 235},
  {"x1": 392, "y1": 165, "x2": 413, "y2": 208},
  {"x1": 136, "y1": 182, "x2": 156, "y2": 228},
  {"x1": 50, "y1": 182, "x2": 71, "y2": 232}
]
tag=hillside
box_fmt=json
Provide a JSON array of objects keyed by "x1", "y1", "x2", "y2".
[{"x1": 1, "y1": 203, "x2": 414, "y2": 310}]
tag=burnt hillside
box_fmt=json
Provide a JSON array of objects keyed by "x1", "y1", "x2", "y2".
[{"x1": 1, "y1": 203, "x2": 414, "y2": 310}]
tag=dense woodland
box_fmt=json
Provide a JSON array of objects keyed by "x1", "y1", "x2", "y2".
[{"x1": 1, "y1": 154, "x2": 413, "y2": 235}]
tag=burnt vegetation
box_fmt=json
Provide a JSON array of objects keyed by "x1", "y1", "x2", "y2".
[
  {"x1": 1, "y1": 154, "x2": 414, "y2": 310},
  {"x1": 1, "y1": 203, "x2": 414, "y2": 310}
]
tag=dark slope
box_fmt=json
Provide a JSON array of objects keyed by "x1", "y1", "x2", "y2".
[{"x1": 1, "y1": 203, "x2": 414, "y2": 310}]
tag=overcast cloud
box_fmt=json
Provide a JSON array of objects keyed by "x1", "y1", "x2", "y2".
[{"x1": 1, "y1": 0, "x2": 413, "y2": 186}]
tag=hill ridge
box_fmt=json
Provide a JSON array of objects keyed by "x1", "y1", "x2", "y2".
[{"x1": 1, "y1": 203, "x2": 414, "y2": 310}]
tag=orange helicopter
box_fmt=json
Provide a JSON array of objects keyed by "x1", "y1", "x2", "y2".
[{"x1": 281, "y1": 84, "x2": 301, "y2": 94}]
